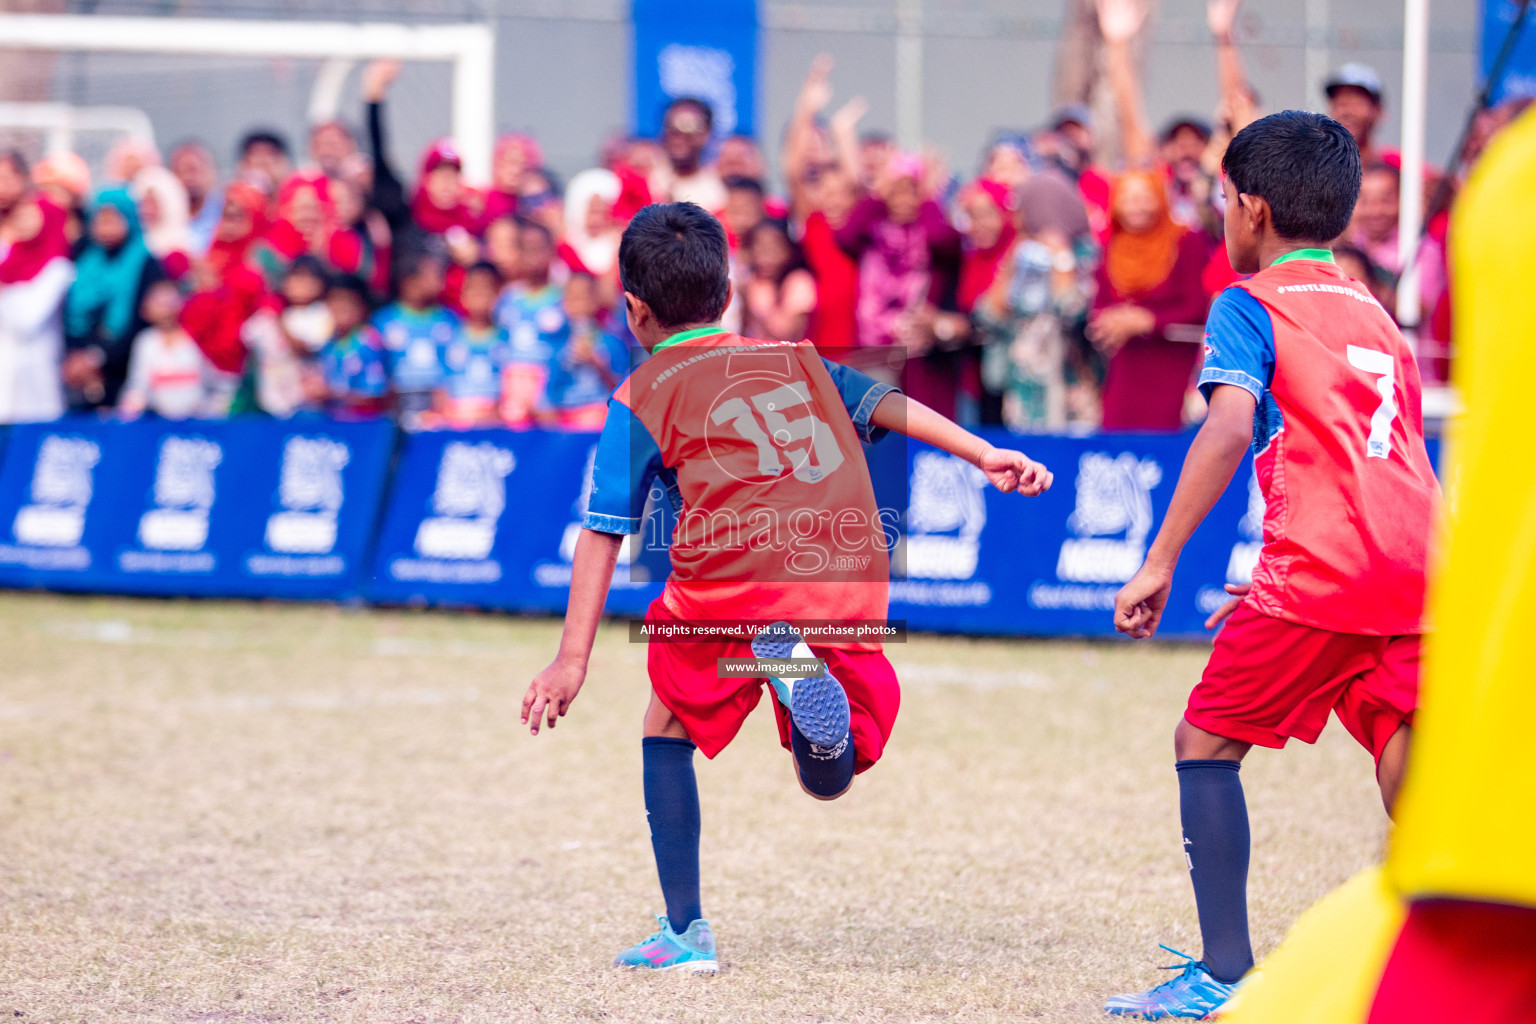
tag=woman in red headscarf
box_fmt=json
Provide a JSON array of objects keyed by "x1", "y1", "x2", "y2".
[
  {"x1": 180, "y1": 181, "x2": 269, "y2": 375},
  {"x1": 1086, "y1": 168, "x2": 1212, "y2": 431},
  {"x1": 0, "y1": 149, "x2": 75, "y2": 422},
  {"x1": 257, "y1": 172, "x2": 332, "y2": 278},
  {"x1": 957, "y1": 178, "x2": 1018, "y2": 313},
  {"x1": 254, "y1": 171, "x2": 373, "y2": 283},
  {"x1": 483, "y1": 133, "x2": 543, "y2": 223},
  {"x1": 361, "y1": 60, "x2": 484, "y2": 307},
  {"x1": 409, "y1": 140, "x2": 482, "y2": 237}
]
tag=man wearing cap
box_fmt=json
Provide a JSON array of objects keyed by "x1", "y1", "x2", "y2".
[{"x1": 1326, "y1": 63, "x2": 1401, "y2": 170}]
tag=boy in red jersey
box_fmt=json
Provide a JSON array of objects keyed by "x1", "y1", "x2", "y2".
[
  {"x1": 1104, "y1": 111, "x2": 1441, "y2": 1019},
  {"x1": 521, "y1": 202, "x2": 1054, "y2": 973}
]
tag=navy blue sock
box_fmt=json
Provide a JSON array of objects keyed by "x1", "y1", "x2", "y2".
[
  {"x1": 642, "y1": 736, "x2": 702, "y2": 930},
  {"x1": 790, "y1": 722, "x2": 856, "y2": 798},
  {"x1": 1177, "y1": 759, "x2": 1254, "y2": 984}
]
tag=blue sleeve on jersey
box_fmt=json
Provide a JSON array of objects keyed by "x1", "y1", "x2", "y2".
[
  {"x1": 1198, "y1": 288, "x2": 1275, "y2": 402},
  {"x1": 582, "y1": 400, "x2": 663, "y2": 535},
  {"x1": 820, "y1": 357, "x2": 900, "y2": 444}
]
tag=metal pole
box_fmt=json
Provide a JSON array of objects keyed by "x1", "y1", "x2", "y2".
[
  {"x1": 0, "y1": 13, "x2": 498, "y2": 183},
  {"x1": 307, "y1": 59, "x2": 357, "y2": 126},
  {"x1": 451, "y1": 22, "x2": 496, "y2": 184},
  {"x1": 895, "y1": 0, "x2": 923, "y2": 151},
  {"x1": 1305, "y1": 0, "x2": 1330, "y2": 107},
  {"x1": 1396, "y1": 0, "x2": 1429, "y2": 329}
]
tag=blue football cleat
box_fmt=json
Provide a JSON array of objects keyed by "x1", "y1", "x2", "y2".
[
  {"x1": 1104, "y1": 946, "x2": 1237, "y2": 1020},
  {"x1": 751, "y1": 621, "x2": 850, "y2": 749},
  {"x1": 613, "y1": 915, "x2": 718, "y2": 973}
]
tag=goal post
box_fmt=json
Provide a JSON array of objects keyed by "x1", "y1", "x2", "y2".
[{"x1": 0, "y1": 12, "x2": 496, "y2": 181}]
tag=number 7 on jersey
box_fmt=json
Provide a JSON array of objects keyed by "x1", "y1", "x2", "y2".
[{"x1": 1347, "y1": 345, "x2": 1398, "y2": 460}]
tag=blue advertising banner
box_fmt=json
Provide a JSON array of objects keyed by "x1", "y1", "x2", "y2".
[
  {"x1": 365, "y1": 429, "x2": 669, "y2": 615},
  {"x1": 0, "y1": 416, "x2": 394, "y2": 599},
  {"x1": 0, "y1": 419, "x2": 1441, "y2": 639},
  {"x1": 884, "y1": 431, "x2": 1228, "y2": 638},
  {"x1": 633, "y1": 0, "x2": 758, "y2": 138},
  {"x1": 885, "y1": 430, "x2": 1440, "y2": 639},
  {"x1": 1483, "y1": 0, "x2": 1536, "y2": 103}
]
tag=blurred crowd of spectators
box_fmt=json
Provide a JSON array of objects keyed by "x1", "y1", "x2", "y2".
[{"x1": 0, "y1": 0, "x2": 1525, "y2": 434}]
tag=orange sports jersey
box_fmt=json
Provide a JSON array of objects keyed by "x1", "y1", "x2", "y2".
[
  {"x1": 1199, "y1": 251, "x2": 1440, "y2": 636},
  {"x1": 583, "y1": 328, "x2": 899, "y2": 647}
]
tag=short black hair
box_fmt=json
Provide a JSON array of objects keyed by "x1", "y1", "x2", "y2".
[
  {"x1": 664, "y1": 96, "x2": 714, "y2": 131},
  {"x1": 1330, "y1": 242, "x2": 1375, "y2": 273},
  {"x1": 326, "y1": 272, "x2": 373, "y2": 305},
  {"x1": 285, "y1": 254, "x2": 328, "y2": 282},
  {"x1": 1160, "y1": 116, "x2": 1213, "y2": 145},
  {"x1": 1361, "y1": 160, "x2": 1401, "y2": 187},
  {"x1": 618, "y1": 203, "x2": 730, "y2": 329},
  {"x1": 743, "y1": 218, "x2": 806, "y2": 284},
  {"x1": 169, "y1": 138, "x2": 215, "y2": 162},
  {"x1": 0, "y1": 148, "x2": 27, "y2": 178},
  {"x1": 238, "y1": 129, "x2": 292, "y2": 160},
  {"x1": 394, "y1": 247, "x2": 444, "y2": 284},
  {"x1": 1223, "y1": 110, "x2": 1361, "y2": 242},
  {"x1": 723, "y1": 175, "x2": 765, "y2": 198},
  {"x1": 463, "y1": 260, "x2": 501, "y2": 284},
  {"x1": 516, "y1": 216, "x2": 554, "y2": 249},
  {"x1": 310, "y1": 119, "x2": 355, "y2": 141}
]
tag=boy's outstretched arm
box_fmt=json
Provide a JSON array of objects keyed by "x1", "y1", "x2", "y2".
[
  {"x1": 522, "y1": 528, "x2": 624, "y2": 734},
  {"x1": 1115, "y1": 384, "x2": 1255, "y2": 638},
  {"x1": 870, "y1": 391, "x2": 1053, "y2": 496}
]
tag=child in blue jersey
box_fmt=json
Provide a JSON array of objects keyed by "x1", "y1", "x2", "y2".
[
  {"x1": 373, "y1": 250, "x2": 458, "y2": 429},
  {"x1": 537, "y1": 271, "x2": 628, "y2": 430},
  {"x1": 433, "y1": 262, "x2": 511, "y2": 428},
  {"x1": 318, "y1": 274, "x2": 389, "y2": 419},
  {"x1": 497, "y1": 219, "x2": 565, "y2": 426}
]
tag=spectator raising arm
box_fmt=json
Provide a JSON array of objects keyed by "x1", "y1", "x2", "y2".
[
  {"x1": 782, "y1": 54, "x2": 836, "y2": 223},
  {"x1": 827, "y1": 97, "x2": 868, "y2": 187},
  {"x1": 1208, "y1": 0, "x2": 1258, "y2": 137},
  {"x1": 782, "y1": 55, "x2": 868, "y2": 226},
  {"x1": 1097, "y1": 0, "x2": 1155, "y2": 168},
  {"x1": 363, "y1": 60, "x2": 411, "y2": 239}
]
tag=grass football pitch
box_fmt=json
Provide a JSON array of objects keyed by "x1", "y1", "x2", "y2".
[{"x1": 0, "y1": 593, "x2": 1390, "y2": 1023}]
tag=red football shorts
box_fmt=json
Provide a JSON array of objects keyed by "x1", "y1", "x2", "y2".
[
  {"x1": 644, "y1": 600, "x2": 901, "y2": 773},
  {"x1": 1186, "y1": 602, "x2": 1419, "y2": 763}
]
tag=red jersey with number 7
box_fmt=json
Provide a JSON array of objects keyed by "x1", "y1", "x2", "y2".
[
  {"x1": 588, "y1": 331, "x2": 897, "y2": 647},
  {"x1": 1200, "y1": 256, "x2": 1440, "y2": 635}
]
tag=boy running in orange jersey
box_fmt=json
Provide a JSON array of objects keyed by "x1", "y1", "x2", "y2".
[{"x1": 521, "y1": 202, "x2": 1054, "y2": 973}]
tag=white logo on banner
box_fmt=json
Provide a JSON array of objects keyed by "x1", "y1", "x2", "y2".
[
  {"x1": 137, "y1": 436, "x2": 223, "y2": 552},
  {"x1": 658, "y1": 43, "x2": 738, "y2": 134},
  {"x1": 413, "y1": 441, "x2": 515, "y2": 561},
  {"x1": 1227, "y1": 470, "x2": 1265, "y2": 584},
  {"x1": 538, "y1": 445, "x2": 652, "y2": 588},
  {"x1": 905, "y1": 451, "x2": 988, "y2": 580},
  {"x1": 12, "y1": 436, "x2": 100, "y2": 548},
  {"x1": 556, "y1": 444, "x2": 599, "y2": 566},
  {"x1": 264, "y1": 437, "x2": 350, "y2": 555},
  {"x1": 1056, "y1": 452, "x2": 1163, "y2": 583}
]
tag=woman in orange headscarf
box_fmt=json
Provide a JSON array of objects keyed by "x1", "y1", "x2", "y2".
[{"x1": 1087, "y1": 168, "x2": 1212, "y2": 431}]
